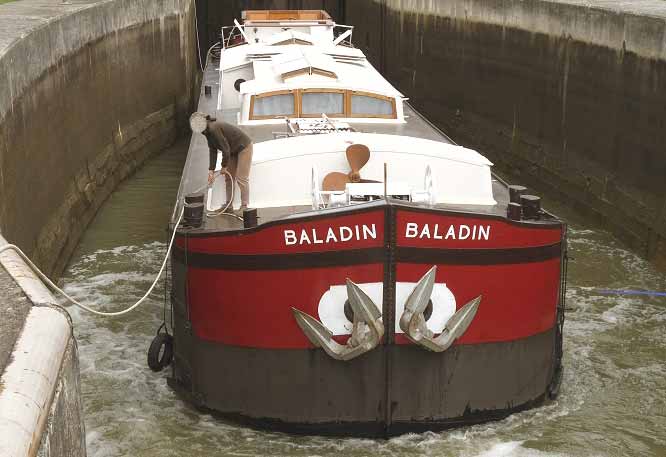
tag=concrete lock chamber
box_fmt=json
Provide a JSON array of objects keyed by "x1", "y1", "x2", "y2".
[
  {"x1": 0, "y1": 0, "x2": 198, "y2": 454},
  {"x1": 2, "y1": 0, "x2": 666, "y2": 452}
]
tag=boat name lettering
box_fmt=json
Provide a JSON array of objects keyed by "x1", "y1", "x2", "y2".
[
  {"x1": 284, "y1": 224, "x2": 377, "y2": 246},
  {"x1": 404, "y1": 222, "x2": 491, "y2": 241}
]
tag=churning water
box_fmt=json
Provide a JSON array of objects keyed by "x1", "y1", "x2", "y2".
[{"x1": 61, "y1": 139, "x2": 666, "y2": 456}]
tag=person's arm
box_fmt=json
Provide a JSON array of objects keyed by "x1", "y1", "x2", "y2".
[
  {"x1": 208, "y1": 146, "x2": 217, "y2": 171},
  {"x1": 211, "y1": 128, "x2": 231, "y2": 168},
  {"x1": 207, "y1": 146, "x2": 217, "y2": 185}
]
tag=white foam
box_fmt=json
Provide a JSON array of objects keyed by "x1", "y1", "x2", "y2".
[
  {"x1": 475, "y1": 441, "x2": 524, "y2": 457},
  {"x1": 63, "y1": 224, "x2": 666, "y2": 456}
]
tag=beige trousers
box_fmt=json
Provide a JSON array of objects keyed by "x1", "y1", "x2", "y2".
[{"x1": 226, "y1": 143, "x2": 253, "y2": 208}]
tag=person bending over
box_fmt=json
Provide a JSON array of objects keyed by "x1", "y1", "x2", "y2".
[{"x1": 190, "y1": 112, "x2": 253, "y2": 211}]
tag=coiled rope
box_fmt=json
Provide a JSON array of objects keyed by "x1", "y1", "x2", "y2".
[{"x1": 202, "y1": 169, "x2": 241, "y2": 220}]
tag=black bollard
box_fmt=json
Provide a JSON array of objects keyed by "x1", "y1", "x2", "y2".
[
  {"x1": 243, "y1": 208, "x2": 258, "y2": 228},
  {"x1": 183, "y1": 193, "x2": 205, "y2": 227},
  {"x1": 508, "y1": 185, "x2": 528, "y2": 204},
  {"x1": 520, "y1": 195, "x2": 541, "y2": 220},
  {"x1": 507, "y1": 202, "x2": 522, "y2": 221}
]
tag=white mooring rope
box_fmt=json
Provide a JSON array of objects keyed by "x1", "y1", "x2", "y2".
[
  {"x1": 0, "y1": 209, "x2": 183, "y2": 317},
  {"x1": 0, "y1": 169, "x2": 239, "y2": 317}
]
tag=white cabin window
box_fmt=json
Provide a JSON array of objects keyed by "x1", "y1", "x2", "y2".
[
  {"x1": 251, "y1": 91, "x2": 296, "y2": 119},
  {"x1": 350, "y1": 92, "x2": 396, "y2": 118},
  {"x1": 246, "y1": 89, "x2": 399, "y2": 122},
  {"x1": 301, "y1": 90, "x2": 344, "y2": 117}
]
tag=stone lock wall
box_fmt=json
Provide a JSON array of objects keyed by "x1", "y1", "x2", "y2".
[
  {"x1": 346, "y1": 0, "x2": 666, "y2": 270},
  {"x1": 0, "y1": 0, "x2": 200, "y2": 278},
  {"x1": 0, "y1": 0, "x2": 200, "y2": 455}
]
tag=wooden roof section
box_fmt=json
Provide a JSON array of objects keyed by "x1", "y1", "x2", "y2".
[{"x1": 242, "y1": 10, "x2": 333, "y2": 24}]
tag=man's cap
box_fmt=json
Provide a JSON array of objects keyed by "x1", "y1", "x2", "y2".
[{"x1": 189, "y1": 112, "x2": 208, "y2": 133}]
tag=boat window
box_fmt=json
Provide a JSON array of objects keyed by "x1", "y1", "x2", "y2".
[
  {"x1": 247, "y1": 89, "x2": 398, "y2": 121},
  {"x1": 350, "y1": 92, "x2": 395, "y2": 118},
  {"x1": 250, "y1": 91, "x2": 296, "y2": 118},
  {"x1": 234, "y1": 78, "x2": 246, "y2": 92},
  {"x1": 301, "y1": 90, "x2": 344, "y2": 116}
]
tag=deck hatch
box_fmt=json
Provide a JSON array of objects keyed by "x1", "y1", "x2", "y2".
[{"x1": 273, "y1": 49, "x2": 338, "y2": 80}]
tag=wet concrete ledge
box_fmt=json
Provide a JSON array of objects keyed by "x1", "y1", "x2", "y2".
[
  {"x1": 0, "y1": 0, "x2": 198, "y2": 455},
  {"x1": 0, "y1": 234, "x2": 85, "y2": 457},
  {"x1": 346, "y1": 0, "x2": 666, "y2": 271}
]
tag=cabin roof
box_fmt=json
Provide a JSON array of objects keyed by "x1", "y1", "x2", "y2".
[
  {"x1": 221, "y1": 11, "x2": 403, "y2": 100},
  {"x1": 263, "y1": 30, "x2": 316, "y2": 46},
  {"x1": 272, "y1": 48, "x2": 338, "y2": 79},
  {"x1": 231, "y1": 43, "x2": 403, "y2": 97},
  {"x1": 252, "y1": 132, "x2": 493, "y2": 167}
]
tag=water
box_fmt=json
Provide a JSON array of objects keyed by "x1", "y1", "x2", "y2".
[{"x1": 61, "y1": 139, "x2": 666, "y2": 456}]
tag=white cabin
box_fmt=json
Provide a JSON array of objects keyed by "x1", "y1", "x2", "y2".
[{"x1": 207, "y1": 10, "x2": 496, "y2": 211}]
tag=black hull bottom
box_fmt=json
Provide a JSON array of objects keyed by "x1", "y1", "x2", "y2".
[
  {"x1": 168, "y1": 327, "x2": 559, "y2": 438},
  {"x1": 168, "y1": 374, "x2": 551, "y2": 437}
]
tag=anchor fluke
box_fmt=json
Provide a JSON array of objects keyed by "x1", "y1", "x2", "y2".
[
  {"x1": 346, "y1": 278, "x2": 382, "y2": 325},
  {"x1": 445, "y1": 295, "x2": 481, "y2": 340},
  {"x1": 421, "y1": 295, "x2": 482, "y2": 352},
  {"x1": 291, "y1": 307, "x2": 333, "y2": 348},
  {"x1": 399, "y1": 265, "x2": 437, "y2": 341},
  {"x1": 399, "y1": 266, "x2": 481, "y2": 352},
  {"x1": 292, "y1": 278, "x2": 384, "y2": 361}
]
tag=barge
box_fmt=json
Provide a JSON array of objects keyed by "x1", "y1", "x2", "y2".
[{"x1": 165, "y1": 9, "x2": 567, "y2": 437}]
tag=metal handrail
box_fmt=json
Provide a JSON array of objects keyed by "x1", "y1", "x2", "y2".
[
  {"x1": 333, "y1": 24, "x2": 354, "y2": 47},
  {"x1": 220, "y1": 23, "x2": 355, "y2": 49},
  {"x1": 221, "y1": 25, "x2": 247, "y2": 49}
]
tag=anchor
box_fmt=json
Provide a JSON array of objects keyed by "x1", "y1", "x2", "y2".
[
  {"x1": 399, "y1": 266, "x2": 481, "y2": 352},
  {"x1": 292, "y1": 279, "x2": 384, "y2": 361}
]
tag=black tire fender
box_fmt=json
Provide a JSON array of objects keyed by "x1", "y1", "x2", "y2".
[{"x1": 147, "y1": 333, "x2": 173, "y2": 372}]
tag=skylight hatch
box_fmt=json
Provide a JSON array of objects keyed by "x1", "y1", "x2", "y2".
[
  {"x1": 272, "y1": 50, "x2": 337, "y2": 80},
  {"x1": 265, "y1": 30, "x2": 314, "y2": 46}
]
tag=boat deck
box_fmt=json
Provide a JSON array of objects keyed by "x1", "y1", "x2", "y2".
[{"x1": 174, "y1": 56, "x2": 515, "y2": 233}]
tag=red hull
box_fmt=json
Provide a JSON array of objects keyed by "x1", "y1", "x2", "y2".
[
  {"x1": 174, "y1": 204, "x2": 563, "y2": 349},
  {"x1": 169, "y1": 202, "x2": 566, "y2": 435}
]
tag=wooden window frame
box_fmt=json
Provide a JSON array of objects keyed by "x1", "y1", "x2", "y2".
[
  {"x1": 244, "y1": 10, "x2": 331, "y2": 22},
  {"x1": 249, "y1": 90, "x2": 297, "y2": 120},
  {"x1": 299, "y1": 88, "x2": 347, "y2": 118},
  {"x1": 347, "y1": 90, "x2": 397, "y2": 119},
  {"x1": 248, "y1": 89, "x2": 398, "y2": 121}
]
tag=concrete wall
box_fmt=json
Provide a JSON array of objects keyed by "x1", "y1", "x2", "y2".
[
  {"x1": 0, "y1": 242, "x2": 85, "y2": 457},
  {"x1": 0, "y1": 0, "x2": 199, "y2": 455},
  {"x1": 0, "y1": 0, "x2": 199, "y2": 278},
  {"x1": 345, "y1": 0, "x2": 666, "y2": 270},
  {"x1": 37, "y1": 339, "x2": 86, "y2": 457}
]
